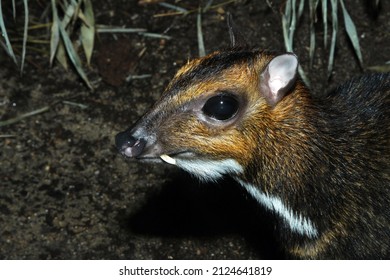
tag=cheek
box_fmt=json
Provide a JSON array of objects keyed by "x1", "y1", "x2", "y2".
[
  {"x1": 179, "y1": 120, "x2": 253, "y2": 160},
  {"x1": 157, "y1": 115, "x2": 204, "y2": 149},
  {"x1": 211, "y1": 131, "x2": 254, "y2": 161},
  {"x1": 156, "y1": 112, "x2": 257, "y2": 166},
  {"x1": 169, "y1": 119, "x2": 213, "y2": 149}
]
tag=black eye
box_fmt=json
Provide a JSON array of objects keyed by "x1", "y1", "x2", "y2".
[{"x1": 202, "y1": 94, "x2": 239, "y2": 121}]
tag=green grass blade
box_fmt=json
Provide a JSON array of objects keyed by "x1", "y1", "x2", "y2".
[
  {"x1": 62, "y1": 100, "x2": 88, "y2": 109},
  {"x1": 58, "y1": 11, "x2": 93, "y2": 89},
  {"x1": 56, "y1": 40, "x2": 69, "y2": 69},
  {"x1": 96, "y1": 26, "x2": 147, "y2": 33},
  {"x1": 141, "y1": 32, "x2": 172, "y2": 40},
  {"x1": 80, "y1": 0, "x2": 95, "y2": 66},
  {"x1": 62, "y1": 0, "x2": 77, "y2": 28},
  {"x1": 327, "y1": 0, "x2": 338, "y2": 79},
  {"x1": 340, "y1": 0, "x2": 363, "y2": 67},
  {"x1": 12, "y1": 0, "x2": 15, "y2": 18},
  {"x1": 50, "y1": 0, "x2": 61, "y2": 66},
  {"x1": 282, "y1": 0, "x2": 293, "y2": 51},
  {"x1": 321, "y1": 0, "x2": 328, "y2": 48},
  {"x1": 0, "y1": 0, "x2": 18, "y2": 64},
  {"x1": 203, "y1": 0, "x2": 214, "y2": 12},
  {"x1": 298, "y1": 64, "x2": 311, "y2": 87},
  {"x1": 197, "y1": 8, "x2": 205, "y2": 57},
  {"x1": 284, "y1": 0, "x2": 292, "y2": 28},
  {"x1": 0, "y1": 106, "x2": 50, "y2": 127},
  {"x1": 60, "y1": 30, "x2": 93, "y2": 89},
  {"x1": 281, "y1": 14, "x2": 288, "y2": 49},
  {"x1": 288, "y1": 0, "x2": 297, "y2": 47},
  {"x1": 368, "y1": 62, "x2": 390, "y2": 73},
  {"x1": 159, "y1": 2, "x2": 188, "y2": 13},
  {"x1": 282, "y1": 14, "x2": 292, "y2": 52},
  {"x1": 20, "y1": 0, "x2": 29, "y2": 74},
  {"x1": 297, "y1": 0, "x2": 305, "y2": 20},
  {"x1": 309, "y1": 0, "x2": 319, "y2": 67}
]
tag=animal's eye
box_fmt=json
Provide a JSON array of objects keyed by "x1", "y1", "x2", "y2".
[{"x1": 202, "y1": 94, "x2": 239, "y2": 121}]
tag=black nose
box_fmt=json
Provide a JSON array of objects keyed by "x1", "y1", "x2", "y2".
[{"x1": 115, "y1": 130, "x2": 146, "y2": 158}]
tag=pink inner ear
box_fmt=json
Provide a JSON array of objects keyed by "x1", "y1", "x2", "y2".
[
  {"x1": 269, "y1": 76, "x2": 286, "y2": 94},
  {"x1": 260, "y1": 53, "x2": 298, "y2": 106}
]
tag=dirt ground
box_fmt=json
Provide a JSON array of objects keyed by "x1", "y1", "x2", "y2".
[{"x1": 0, "y1": 0, "x2": 389, "y2": 259}]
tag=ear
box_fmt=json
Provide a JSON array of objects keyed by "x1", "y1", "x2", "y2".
[
  {"x1": 227, "y1": 13, "x2": 247, "y2": 47},
  {"x1": 260, "y1": 53, "x2": 298, "y2": 107}
]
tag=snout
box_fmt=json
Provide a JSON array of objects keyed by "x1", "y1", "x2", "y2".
[{"x1": 115, "y1": 129, "x2": 146, "y2": 158}]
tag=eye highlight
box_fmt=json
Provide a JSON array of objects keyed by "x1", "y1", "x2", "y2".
[{"x1": 202, "y1": 94, "x2": 239, "y2": 121}]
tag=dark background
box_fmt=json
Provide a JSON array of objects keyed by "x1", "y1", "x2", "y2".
[{"x1": 0, "y1": 0, "x2": 389, "y2": 259}]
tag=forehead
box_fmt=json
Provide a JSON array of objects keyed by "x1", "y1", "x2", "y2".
[{"x1": 162, "y1": 48, "x2": 271, "y2": 107}]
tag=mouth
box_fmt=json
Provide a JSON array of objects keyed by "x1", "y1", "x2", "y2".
[{"x1": 135, "y1": 151, "x2": 195, "y2": 166}]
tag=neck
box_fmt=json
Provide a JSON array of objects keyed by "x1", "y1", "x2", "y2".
[{"x1": 234, "y1": 83, "x2": 341, "y2": 252}]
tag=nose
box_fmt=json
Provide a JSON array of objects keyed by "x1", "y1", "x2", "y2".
[{"x1": 115, "y1": 129, "x2": 146, "y2": 158}]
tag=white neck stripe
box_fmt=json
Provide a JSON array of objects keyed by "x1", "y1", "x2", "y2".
[{"x1": 237, "y1": 179, "x2": 318, "y2": 238}]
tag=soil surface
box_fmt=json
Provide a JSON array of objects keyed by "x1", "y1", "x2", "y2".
[{"x1": 0, "y1": 0, "x2": 389, "y2": 259}]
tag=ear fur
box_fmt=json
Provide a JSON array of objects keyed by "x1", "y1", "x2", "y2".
[
  {"x1": 260, "y1": 53, "x2": 298, "y2": 107},
  {"x1": 227, "y1": 13, "x2": 248, "y2": 48}
]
